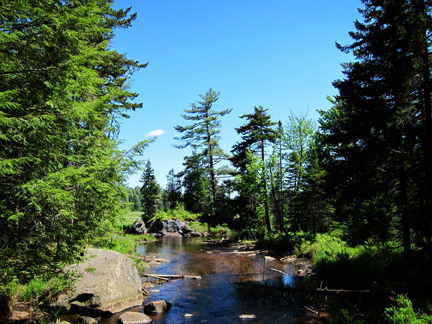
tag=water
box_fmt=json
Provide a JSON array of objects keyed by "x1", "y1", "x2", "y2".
[{"x1": 104, "y1": 236, "x2": 306, "y2": 324}]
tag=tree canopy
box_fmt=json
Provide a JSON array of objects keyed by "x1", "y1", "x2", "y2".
[{"x1": 0, "y1": 0, "x2": 149, "y2": 282}]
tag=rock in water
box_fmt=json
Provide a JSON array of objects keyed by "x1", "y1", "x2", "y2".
[
  {"x1": 143, "y1": 300, "x2": 172, "y2": 314},
  {"x1": 54, "y1": 249, "x2": 143, "y2": 314},
  {"x1": 118, "y1": 312, "x2": 152, "y2": 324}
]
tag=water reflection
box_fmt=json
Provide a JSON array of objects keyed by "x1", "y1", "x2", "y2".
[{"x1": 105, "y1": 236, "x2": 305, "y2": 323}]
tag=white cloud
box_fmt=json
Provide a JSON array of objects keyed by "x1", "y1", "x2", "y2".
[{"x1": 146, "y1": 129, "x2": 167, "y2": 136}]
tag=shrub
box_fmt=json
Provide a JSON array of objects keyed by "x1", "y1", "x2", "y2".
[
  {"x1": 152, "y1": 205, "x2": 200, "y2": 223},
  {"x1": 188, "y1": 221, "x2": 208, "y2": 233},
  {"x1": 297, "y1": 234, "x2": 403, "y2": 288},
  {"x1": 209, "y1": 224, "x2": 231, "y2": 236},
  {"x1": 385, "y1": 294, "x2": 432, "y2": 324}
]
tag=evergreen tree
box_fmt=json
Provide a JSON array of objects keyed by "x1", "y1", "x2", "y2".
[
  {"x1": 140, "y1": 160, "x2": 161, "y2": 221},
  {"x1": 165, "y1": 168, "x2": 182, "y2": 210},
  {"x1": 174, "y1": 88, "x2": 232, "y2": 204},
  {"x1": 320, "y1": 0, "x2": 432, "y2": 260},
  {"x1": 0, "y1": 0, "x2": 149, "y2": 282},
  {"x1": 179, "y1": 152, "x2": 212, "y2": 216},
  {"x1": 230, "y1": 106, "x2": 278, "y2": 232}
]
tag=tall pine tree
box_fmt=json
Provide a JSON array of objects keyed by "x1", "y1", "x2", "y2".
[{"x1": 174, "y1": 88, "x2": 232, "y2": 209}]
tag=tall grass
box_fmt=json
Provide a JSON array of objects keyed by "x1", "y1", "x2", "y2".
[{"x1": 297, "y1": 234, "x2": 404, "y2": 288}]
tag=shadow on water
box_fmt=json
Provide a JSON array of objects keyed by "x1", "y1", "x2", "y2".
[{"x1": 103, "y1": 236, "x2": 307, "y2": 324}]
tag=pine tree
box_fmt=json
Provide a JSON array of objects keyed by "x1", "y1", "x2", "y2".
[
  {"x1": 320, "y1": 0, "x2": 432, "y2": 260},
  {"x1": 231, "y1": 106, "x2": 278, "y2": 232},
  {"x1": 174, "y1": 88, "x2": 232, "y2": 204},
  {"x1": 165, "y1": 169, "x2": 182, "y2": 210},
  {"x1": 140, "y1": 161, "x2": 161, "y2": 221}
]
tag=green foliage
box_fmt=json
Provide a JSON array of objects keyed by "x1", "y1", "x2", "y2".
[
  {"x1": 209, "y1": 224, "x2": 231, "y2": 236},
  {"x1": 96, "y1": 234, "x2": 142, "y2": 255},
  {"x1": 329, "y1": 306, "x2": 365, "y2": 324},
  {"x1": 174, "y1": 88, "x2": 233, "y2": 204},
  {"x1": 0, "y1": 0, "x2": 150, "y2": 284},
  {"x1": 385, "y1": 294, "x2": 432, "y2": 324},
  {"x1": 297, "y1": 234, "x2": 404, "y2": 288},
  {"x1": 164, "y1": 169, "x2": 182, "y2": 210},
  {"x1": 234, "y1": 150, "x2": 266, "y2": 230},
  {"x1": 152, "y1": 204, "x2": 200, "y2": 223},
  {"x1": 188, "y1": 221, "x2": 208, "y2": 233},
  {"x1": 19, "y1": 277, "x2": 47, "y2": 302},
  {"x1": 256, "y1": 232, "x2": 295, "y2": 251},
  {"x1": 140, "y1": 160, "x2": 162, "y2": 220}
]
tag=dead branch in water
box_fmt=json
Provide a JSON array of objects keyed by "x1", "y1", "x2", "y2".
[{"x1": 141, "y1": 274, "x2": 202, "y2": 280}]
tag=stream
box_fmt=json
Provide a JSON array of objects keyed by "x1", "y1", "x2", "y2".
[{"x1": 104, "y1": 236, "x2": 307, "y2": 323}]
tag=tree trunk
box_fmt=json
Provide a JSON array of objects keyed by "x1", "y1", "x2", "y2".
[
  {"x1": 419, "y1": 0, "x2": 432, "y2": 251},
  {"x1": 261, "y1": 138, "x2": 272, "y2": 233}
]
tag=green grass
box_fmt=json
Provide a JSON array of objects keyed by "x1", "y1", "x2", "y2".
[{"x1": 296, "y1": 234, "x2": 404, "y2": 289}]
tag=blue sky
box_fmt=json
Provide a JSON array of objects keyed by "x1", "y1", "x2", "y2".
[{"x1": 112, "y1": 0, "x2": 362, "y2": 188}]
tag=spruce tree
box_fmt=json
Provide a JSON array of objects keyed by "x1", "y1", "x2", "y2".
[
  {"x1": 0, "y1": 0, "x2": 149, "y2": 282},
  {"x1": 140, "y1": 161, "x2": 161, "y2": 221}
]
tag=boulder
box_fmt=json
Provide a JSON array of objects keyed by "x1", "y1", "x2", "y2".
[
  {"x1": 147, "y1": 219, "x2": 204, "y2": 237},
  {"x1": 118, "y1": 312, "x2": 152, "y2": 324},
  {"x1": 128, "y1": 219, "x2": 147, "y2": 235},
  {"x1": 143, "y1": 300, "x2": 172, "y2": 314},
  {"x1": 148, "y1": 219, "x2": 185, "y2": 235},
  {"x1": 54, "y1": 249, "x2": 143, "y2": 315}
]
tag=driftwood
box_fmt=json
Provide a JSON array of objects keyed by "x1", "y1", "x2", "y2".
[
  {"x1": 269, "y1": 268, "x2": 286, "y2": 275},
  {"x1": 142, "y1": 274, "x2": 201, "y2": 280},
  {"x1": 234, "y1": 281, "x2": 388, "y2": 296}
]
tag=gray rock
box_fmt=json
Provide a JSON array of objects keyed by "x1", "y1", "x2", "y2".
[
  {"x1": 118, "y1": 312, "x2": 152, "y2": 324},
  {"x1": 54, "y1": 248, "x2": 143, "y2": 314},
  {"x1": 143, "y1": 300, "x2": 172, "y2": 314},
  {"x1": 148, "y1": 219, "x2": 204, "y2": 237},
  {"x1": 129, "y1": 219, "x2": 147, "y2": 235}
]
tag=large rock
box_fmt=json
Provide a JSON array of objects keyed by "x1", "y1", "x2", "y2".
[
  {"x1": 54, "y1": 249, "x2": 143, "y2": 314},
  {"x1": 148, "y1": 219, "x2": 204, "y2": 237},
  {"x1": 148, "y1": 219, "x2": 185, "y2": 235},
  {"x1": 128, "y1": 218, "x2": 147, "y2": 235}
]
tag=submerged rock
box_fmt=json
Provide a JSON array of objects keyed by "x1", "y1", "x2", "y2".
[
  {"x1": 143, "y1": 300, "x2": 172, "y2": 314},
  {"x1": 118, "y1": 312, "x2": 152, "y2": 324},
  {"x1": 54, "y1": 249, "x2": 143, "y2": 315}
]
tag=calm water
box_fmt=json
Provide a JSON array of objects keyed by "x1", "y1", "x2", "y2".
[{"x1": 105, "y1": 236, "x2": 305, "y2": 324}]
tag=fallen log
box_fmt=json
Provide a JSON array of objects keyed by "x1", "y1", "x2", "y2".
[
  {"x1": 270, "y1": 268, "x2": 286, "y2": 275},
  {"x1": 142, "y1": 274, "x2": 202, "y2": 280}
]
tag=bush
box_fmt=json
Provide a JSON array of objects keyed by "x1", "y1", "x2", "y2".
[
  {"x1": 188, "y1": 221, "x2": 208, "y2": 233},
  {"x1": 152, "y1": 205, "x2": 200, "y2": 223},
  {"x1": 296, "y1": 234, "x2": 404, "y2": 288},
  {"x1": 209, "y1": 224, "x2": 231, "y2": 236},
  {"x1": 385, "y1": 294, "x2": 432, "y2": 323},
  {"x1": 256, "y1": 232, "x2": 295, "y2": 251}
]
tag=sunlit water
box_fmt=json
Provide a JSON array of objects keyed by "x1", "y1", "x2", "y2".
[{"x1": 103, "y1": 236, "x2": 305, "y2": 324}]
